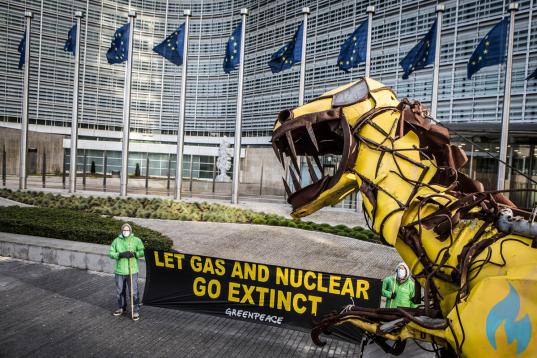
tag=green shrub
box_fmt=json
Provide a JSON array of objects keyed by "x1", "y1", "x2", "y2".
[
  {"x1": 0, "y1": 189, "x2": 381, "y2": 245},
  {"x1": 0, "y1": 206, "x2": 172, "y2": 251},
  {"x1": 252, "y1": 217, "x2": 266, "y2": 225},
  {"x1": 353, "y1": 233, "x2": 370, "y2": 241}
]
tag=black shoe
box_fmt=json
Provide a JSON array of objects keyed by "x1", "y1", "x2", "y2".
[{"x1": 113, "y1": 308, "x2": 125, "y2": 316}]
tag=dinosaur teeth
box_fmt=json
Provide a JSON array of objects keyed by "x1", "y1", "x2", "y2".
[
  {"x1": 286, "y1": 131, "x2": 297, "y2": 157},
  {"x1": 286, "y1": 131, "x2": 300, "y2": 173},
  {"x1": 289, "y1": 167, "x2": 301, "y2": 191},
  {"x1": 306, "y1": 156, "x2": 319, "y2": 182},
  {"x1": 272, "y1": 141, "x2": 285, "y2": 166},
  {"x1": 290, "y1": 156, "x2": 300, "y2": 174},
  {"x1": 306, "y1": 123, "x2": 319, "y2": 153},
  {"x1": 282, "y1": 177, "x2": 292, "y2": 197},
  {"x1": 272, "y1": 142, "x2": 280, "y2": 162},
  {"x1": 313, "y1": 154, "x2": 323, "y2": 172}
]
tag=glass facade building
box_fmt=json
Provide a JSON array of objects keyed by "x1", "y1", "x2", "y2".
[{"x1": 1, "y1": 0, "x2": 535, "y2": 137}]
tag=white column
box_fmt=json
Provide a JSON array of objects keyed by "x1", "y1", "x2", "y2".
[
  {"x1": 120, "y1": 11, "x2": 136, "y2": 197},
  {"x1": 505, "y1": 146, "x2": 514, "y2": 197},
  {"x1": 497, "y1": 2, "x2": 519, "y2": 191},
  {"x1": 521, "y1": 0, "x2": 533, "y2": 121},
  {"x1": 298, "y1": 7, "x2": 310, "y2": 106},
  {"x1": 364, "y1": 6, "x2": 375, "y2": 77},
  {"x1": 231, "y1": 8, "x2": 248, "y2": 205},
  {"x1": 469, "y1": 143, "x2": 475, "y2": 179},
  {"x1": 430, "y1": 4, "x2": 445, "y2": 119},
  {"x1": 175, "y1": 9, "x2": 191, "y2": 200},
  {"x1": 69, "y1": 11, "x2": 84, "y2": 193},
  {"x1": 19, "y1": 11, "x2": 32, "y2": 190}
]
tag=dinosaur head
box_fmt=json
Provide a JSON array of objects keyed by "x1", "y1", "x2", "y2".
[{"x1": 271, "y1": 77, "x2": 399, "y2": 218}]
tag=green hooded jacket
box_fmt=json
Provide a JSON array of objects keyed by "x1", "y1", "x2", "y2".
[
  {"x1": 109, "y1": 234, "x2": 145, "y2": 275},
  {"x1": 381, "y1": 275, "x2": 417, "y2": 308}
]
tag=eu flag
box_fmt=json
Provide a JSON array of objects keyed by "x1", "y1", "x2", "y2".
[
  {"x1": 18, "y1": 31, "x2": 26, "y2": 70},
  {"x1": 337, "y1": 19, "x2": 368, "y2": 73},
  {"x1": 106, "y1": 23, "x2": 130, "y2": 65},
  {"x1": 268, "y1": 22, "x2": 303, "y2": 74},
  {"x1": 223, "y1": 23, "x2": 241, "y2": 74},
  {"x1": 153, "y1": 24, "x2": 186, "y2": 66},
  {"x1": 467, "y1": 18, "x2": 508, "y2": 79},
  {"x1": 527, "y1": 67, "x2": 537, "y2": 81},
  {"x1": 400, "y1": 20, "x2": 437, "y2": 79},
  {"x1": 64, "y1": 24, "x2": 77, "y2": 55}
]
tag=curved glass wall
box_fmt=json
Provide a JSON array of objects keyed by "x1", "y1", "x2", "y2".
[{"x1": 0, "y1": 0, "x2": 536, "y2": 139}]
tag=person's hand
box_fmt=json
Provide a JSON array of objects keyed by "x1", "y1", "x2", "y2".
[
  {"x1": 391, "y1": 291, "x2": 396, "y2": 299},
  {"x1": 119, "y1": 251, "x2": 134, "y2": 258}
]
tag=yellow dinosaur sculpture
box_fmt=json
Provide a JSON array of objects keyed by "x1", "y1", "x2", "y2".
[{"x1": 271, "y1": 77, "x2": 537, "y2": 357}]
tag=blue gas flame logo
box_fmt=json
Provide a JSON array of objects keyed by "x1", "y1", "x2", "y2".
[{"x1": 486, "y1": 283, "x2": 531, "y2": 355}]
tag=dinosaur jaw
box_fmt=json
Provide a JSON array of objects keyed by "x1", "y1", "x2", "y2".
[{"x1": 271, "y1": 111, "x2": 358, "y2": 218}]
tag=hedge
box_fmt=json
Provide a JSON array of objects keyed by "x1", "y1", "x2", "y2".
[
  {"x1": 0, "y1": 206, "x2": 173, "y2": 251},
  {"x1": 0, "y1": 189, "x2": 381, "y2": 244}
]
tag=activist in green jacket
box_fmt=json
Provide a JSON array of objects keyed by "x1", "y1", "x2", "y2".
[
  {"x1": 109, "y1": 223, "x2": 145, "y2": 320},
  {"x1": 109, "y1": 225, "x2": 145, "y2": 275},
  {"x1": 381, "y1": 262, "x2": 419, "y2": 309}
]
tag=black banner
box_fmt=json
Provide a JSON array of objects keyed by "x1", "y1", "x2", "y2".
[{"x1": 142, "y1": 250, "x2": 381, "y2": 339}]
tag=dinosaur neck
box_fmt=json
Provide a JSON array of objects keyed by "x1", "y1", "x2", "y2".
[{"x1": 353, "y1": 109, "x2": 440, "y2": 246}]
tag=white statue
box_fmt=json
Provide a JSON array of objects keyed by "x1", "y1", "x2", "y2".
[{"x1": 216, "y1": 136, "x2": 231, "y2": 182}]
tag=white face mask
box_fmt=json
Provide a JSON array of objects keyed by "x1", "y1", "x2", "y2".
[
  {"x1": 397, "y1": 267, "x2": 407, "y2": 280},
  {"x1": 122, "y1": 230, "x2": 131, "y2": 237}
]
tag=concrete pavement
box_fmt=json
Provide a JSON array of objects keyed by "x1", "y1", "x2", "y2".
[
  {"x1": 125, "y1": 218, "x2": 399, "y2": 279},
  {"x1": 0, "y1": 257, "x2": 432, "y2": 357}
]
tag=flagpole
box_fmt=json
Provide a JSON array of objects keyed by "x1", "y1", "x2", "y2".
[
  {"x1": 294, "y1": 7, "x2": 309, "y2": 193},
  {"x1": 19, "y1": 11, "x2": 32, "y2": 190},
  {"x1": 364, "y1": 6, "x2": 375, "y2": 77},
  {"x1": 430, "y1": 4, "x2": 445, "y2": 119},
  {"x1": 69, "y1": 11, "x2": 83, "y2": 193},
  {"x1": 298, "y1": 7, "x2": 310, "y2": 106},
  {"x1": 175, "y1": 9, "x2": 191, "y2": 200},
  {"x1": 120, "y1": 10, "x2": 136, "y2": 197},
  {"x1": 231, "y1": 8, "x2": 248, "y2": 205},
  {"x1": 497, "y1": 2, "x2": 519, "y2": 191}
]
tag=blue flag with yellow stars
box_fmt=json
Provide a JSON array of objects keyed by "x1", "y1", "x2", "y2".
[
  {"x1": 223, "y1": 23, "x2": 241, "y2": 74},
  {"x1": 18, "y1": 31, "x2": 26, "y2": 70},
  {"x1": 467, "y1": 18, "x2": 508, "y2": 79},
  {"x1": 268, "y1": 22, "x2": 303, "y2": 74},
  {"x1": 153, "y1": 24, "x2": 186, "y2": 66},
  {"x1": 64, "y1": 24, "x2": 77, "y2": 55},
  {"x1": 527, "y1": 67, "x2": 537, "y2": 81},
  {"x1": 106, "y1": 23, "x2": 130, "y2": 65},
  {"x1": 400, "y1": 20, "x2": 437, "y2": 79},
  {"x1": 337, "y1": 19, "x2": 368, "y2": 73}
]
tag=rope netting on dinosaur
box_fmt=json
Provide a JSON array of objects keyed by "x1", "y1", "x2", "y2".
[{"x1": 271, "y1": 78, "x2": 537, "y2": 357}]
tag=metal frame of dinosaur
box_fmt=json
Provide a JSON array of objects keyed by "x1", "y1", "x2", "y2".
[{"x1": 271, "y1": 77, "x2": 536, "y2": 357}]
